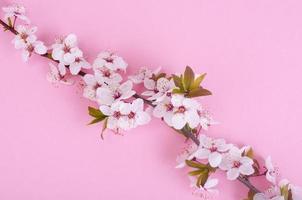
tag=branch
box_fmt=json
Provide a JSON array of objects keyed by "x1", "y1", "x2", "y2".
[{"x1": 0, "y1": 18, "x2": 262, "y2": 196}]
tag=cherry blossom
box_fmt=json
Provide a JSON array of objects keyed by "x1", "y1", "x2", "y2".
[
  {"x1": 175, "y1": 143, "x2": 198, "y2": 168},
  {"x1": 253, "y1": 193, "x2": 284, "y2": 200},
  {"x1": 93, "y1": 51, "x2": 127, "y2": 71},
  {"x1": 96, "y1": 80, "x2": 135, "y2": 105},
  {"x1": 12, "y1": 25, "x2": 47, "y2": 61},
  {"x1": 99, "y1": 99, "x2": 151, "y2": 131},
  {"x1": 170, "y1": 94, "x2": 200, "y2": 130},
  {"x1": 2, "y1": 4, "x2": 30, "y2": 23},
  {"x1": 219, "y1": 146, "x2": 255, "y2": 180},
  {"x1": 191, "y1": 135, "x2": 232, "y2": 168},
  {"x1": 46, "y1": 63, "x2": 73, "y2": 85},
  {"x1": 52, "y1": 34, "x2": 80, "y2": 63},
  {"x1": 152, "y1": 96, "x2": 174, "y2": 126},
  {"x1": 265, "y1": 156, "x2": 279, "y2": 184},
  {"x1": 189, "y1": 177, "x2": 219, "y2": 199},
  {"x1": 129, "y1": 67, "x2": 158, "y2": 84},
  {"x1": 141, "y1": 77, "x2": 175, "y2": 103},
  {"x1": 198, "y1": 110, "x2": 217, "y2": 130}
]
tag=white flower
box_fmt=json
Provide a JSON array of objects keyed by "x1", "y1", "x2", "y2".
[
  {"x1": 198, "y1": 110, "x2": 218, "y2": 130},
  {"x1": 117, "y1": 98, "x2": 151, "y2": 130},
  {"x1": 152, "y1": 96, "x2": 174, "y2": 126},
  {"x1": 175, "y1": 143, "x2": 198, "y2": 168},
  {"x1": 46, "y1": 63, "x2": 73, "y2": 85},
  {"x1": 189, "y1": 177, "x2": 219, "y2": 199},
  {"x1": 96, "y1": 80, "x2": 135, "y2": 105},
  {"x1": 191, "y1": 135, "x2": 232, "y2": 168},
  {"x1": 219, "y1": 146, "x2": 255, "y2": 180},
  {"x1": 128, "y1": 67, "x2": 156, "y2": 84},
  {"x1": 93, "y1": 51, "x2": 127, "y2": 71},
  {"x1": 253, "y1": 193, "x2": 284, "y2": 200},
  {"x1": 52, "y1": 34, "x2": 79, "y2": 63},
  {"x1": 13, "y1": 25, "x2": 37, "y2": 48},
  {"x1": 265, "y1": 156, "x2": 279, "y2": 184},
  {"x1": 99, "y1": 99, "x2": 151, "y2": 131},
  {"x1": 92, "y1": 61, "x2": 122, "y2": 85},
  {"x1": 99, "y1": 101, "x2": 129, "y2": 131},
  {"x1": 2, "y1": 4, "x2": 30, "y2": 23},
  {"x1": 170, "y1": 94, "x2": 200, "y2": 130},
  {"x1": 12, "y1": 26, "x2": 47, "y2": 61},
  {"x1": 82, "y1": 73, "x2": 104, "y2": 101},
  {"x1": 142, "y1": 77, "x2": 175, "y2": 103}
]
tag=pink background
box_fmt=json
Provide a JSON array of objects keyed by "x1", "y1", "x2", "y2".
[{"x1": 0, "y1": 0, "x2": 302, "y2": 199}]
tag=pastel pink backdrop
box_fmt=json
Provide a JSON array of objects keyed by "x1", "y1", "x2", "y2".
[{"x1": 0, "y1": 0, "x2": 302, "y2": 199}]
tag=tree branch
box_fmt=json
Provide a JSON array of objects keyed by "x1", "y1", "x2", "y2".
[{"x1": 0, "y1": 18, "x2": 262, "y2": 195}]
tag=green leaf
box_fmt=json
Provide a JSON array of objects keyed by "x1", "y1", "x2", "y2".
[
  {"x1": 188, "y1": 169, "x2": 206, "y2": 176},
  {"x1": 190, "y1": 73, "x2": 207, "y2": 90},
  {"x1": 187, "y1": 87, "x2": 212, "y2": 98},
  {"x1": 183, "y1": 66, "x2": 195, "y2": 91},
  {"x1": 281, "y1": 185, "x2": 290, "y2": 200},
  {"x1": 88, "y1": 106, "x2": 105, "y2": 118},
  {"x1": 172, "y1": 88, "x2": 184, "y2": 94},
  {"x1": 196, "y1": 171, "x2": 209, "y2": 187},
  {"x1": 88, "y1": 117, "x2": 105, "y2": 125},
  {"x1": 101, "y1": 118, "x2": 108, "y2": 139},
  {"x1": 172, "y1": 75, "x2": 183, "y2": 89},
  {"x1": 185, "y1": 160, "x2": 207, "y2": 169},
  {"x1": 245, "y1": 148, "x2": 254, "y2": 159}
]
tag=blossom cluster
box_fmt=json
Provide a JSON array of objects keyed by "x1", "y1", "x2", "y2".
[
  {"x1": 176, "y1": 134, "x2": 302, "y2": 200},
  {"x1": 1, "y1": 4, "x2": 301, "y2": 200}
]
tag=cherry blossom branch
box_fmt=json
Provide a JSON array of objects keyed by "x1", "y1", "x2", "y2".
[{"x1": 0, "y1": 17, "x2": 261, "y2": 195}]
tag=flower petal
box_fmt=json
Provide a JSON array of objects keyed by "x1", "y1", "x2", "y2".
[
  {"x1": 226, "y1": 168, "x2": 240, "y2": 180},
  {"x1": 208, "y1": 152, "x2": 222, "y2": 168}
]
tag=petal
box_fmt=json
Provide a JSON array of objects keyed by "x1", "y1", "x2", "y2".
[
  {"x1": 253, "y1": 193, "x2": 267, "y2": 200},
  {"x1": 69, "y1": 63, "x2": 81, "y2": 75},
  {"x1": 64, "y1": 34, "x2": 77, "y2": 47},
  {"x1": 52, "y1": 49, "x2": 64, "y2": 61},
  {"x1": 99, "y1": 105, "x2": 112, "y2": 116},
  {"x1": 239, "y1": 164, "x2": 255, "y2": 175},
  {"x1": 226, "y1": 168, "x2": 240, "y2": 180},
  {"x1": 171, "y1": 113, "x2": 186, "y2": 130},
  {"x1": 204, "y1": 178, "x2": 219, "y2": 189},
  {"x1": 208, "y1": 152, "x2": 222, "y2": 167},
  {"x1": 156, "y1": 77, "x2": 170, "y2": 92},
  {"x1": 96, "y1": 88, "x2": 114, "y2": 105},
  {"x1": 144, "y1": 78, "x2": 155, "y2": 90},
  {"x1": 135, "y1": 111, "x2": 151, "y2": 126},
  {"x1": 131, "y1": 99, "x2": 144, "y2": 112},
  {"x1": 58, "y1": 63, "x2": 66, "y2": 76},
  {"x1": 153, "y1": 104, "x2": 166, "y2": 118},
  {"x1": 171, "y1": 94, "x2": 184, "y2": 107},
  {"x1": 163, "y1": 112, "x2": 174, "y2": 127},
  {"x1": 34, "y1": 42, "x2": 47, "y2": 55},
  {"x1": 185, "y1": 110, "x2": 200, "y2": 129},
  {"x1": 63, "y1": 53, "x2": 75, "y2": 64},
  {"x1": 119, "y1": 80, "x2": 133, "y2": 93},
  {"x1": 183, "y1": 98, "x2": 200, "y2": 109},
  {"x1": 240, "y1": 157, "x2": 254, "y2": 165},
  {"x1": 193, "y1": 148, "x2": 210, "y2": 159},
  {"x1": 83, "y1": 74, "x2": 97, "y2": 86}
]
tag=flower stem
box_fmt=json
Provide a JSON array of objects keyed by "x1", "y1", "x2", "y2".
[{"x1": 0, "y1": 18, "x2": 262, "y2": 195}]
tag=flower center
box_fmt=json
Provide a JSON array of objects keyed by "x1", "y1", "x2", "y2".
[
  {"x1": 154, "y1": 88, "x2": 159, "y2": 93},
  {"x1": 113, "y1": 111, "x2": 121, "y2": 119},
  {"x1": 178, "y1": 106, "x2": 186, "y2": 113},
  {"x1": 26, "y1": 44, "x2": 34, "y2": 52},
  {"x1": 165, "y1": 103, "x2": 174, "y2": 111},
  {"x1": 102, "y1": 70, "x2": 111, "y2": 77},
  {"x1": 128, "y1": 111, "x2": 136, "y2": 119},
  {"x1": 113, "y1": 91, "x2": 122, "y2": 99},
  {"x1": 209, "y1": 146, "x2": 217, "y2": 152},
  {"x1": 63, "y1": 45, "x2": 71, "y2": 53},
  {"x1": 166, "y1": 92, "x2": 171, "y2": 97},
  {"x1": 105, "y1": 57, "x2": 114, "y2": 63},
  {"x1": 20, "y1": 33, "x2": 28, "y2": 40},
  {"x1": 233, "y1": 161, "x2": 241, "y2": 168}
]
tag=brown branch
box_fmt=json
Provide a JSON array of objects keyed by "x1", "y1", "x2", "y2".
[{"x1": 0, "y1": 18, "x2": 262, "y2": 195}]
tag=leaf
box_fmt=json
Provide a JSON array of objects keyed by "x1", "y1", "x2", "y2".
[
  {"x1": 196, "y1": 171, "x2": 209, "y2": 188},
  {"x1": 281, "y1": 185, "x2": 290, "y2": 200},
  {"x1": 187, "y1": 87, "x2": 212, "y2": 98},
  {"x1": 172, "y1": 88, "x2": 184, "y2": 94},
  {"x1": 190, "y1": 73, "x2": 207, "y2": 90},
  {"x1": 188, "y1": 169, "x2": 206, "y2": 176},
  {"x1": 245, "y1": 148, "x2": 254, "y2": 159},
  {"x1": 8, "y1": 18, "x2": 12, "y2": 27},
  {"x1": 88, "y1": 117, "x2": 105, "y2": 125},
  {"x1": 185, "y1": 160, "x2": 208, "y2": 169},
  {"x1": 172, "y1": 74, "x2": 183, "y2": 89},
  {"x1": 183, "y1": 66, "x2": 195, "y2": 91},
  {"x1": 88, "y1": 106, "x2": 105, "y2": 118}
]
